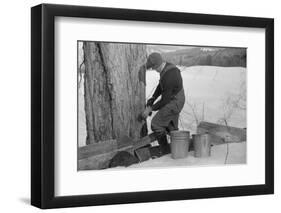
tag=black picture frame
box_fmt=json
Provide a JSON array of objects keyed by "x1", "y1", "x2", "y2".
[{"x1": 31, "y1": 3, "x2": 274, "y2": 209}]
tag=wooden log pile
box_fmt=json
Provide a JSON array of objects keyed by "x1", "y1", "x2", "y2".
[
  {"x1": 78, "y1": 134, "x2": 156, "y2": 170},
  {"x1": 197, "y1": 121, "x2": 246, "y2": 145},
  {"x1": 78, "y1": 122, "x2": 246, "y2": 170}
]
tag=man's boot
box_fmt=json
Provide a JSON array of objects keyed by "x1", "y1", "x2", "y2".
[{"x1": 157, "y1": 134, "x2": 171, "y2": 155}]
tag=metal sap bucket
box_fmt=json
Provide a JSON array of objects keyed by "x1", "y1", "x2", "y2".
[
  {"x1": 194, "y1": 133, "x2": 211, "y2": 158},
  {"x1": 170, "y1": 131, "x2": 190, "y2": 159}
]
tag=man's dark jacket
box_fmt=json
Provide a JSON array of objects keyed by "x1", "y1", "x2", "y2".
[{"x1": 151, "y1": 63, "x2": 183, "y2": 111}]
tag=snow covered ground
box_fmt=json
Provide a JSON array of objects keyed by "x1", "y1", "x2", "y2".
[
  {"x1": 129, "y1": 142, "x2": 246, "y2": 168},
  {"x1": 146, "y1": 66, "x2": 246, "y2": 135}
]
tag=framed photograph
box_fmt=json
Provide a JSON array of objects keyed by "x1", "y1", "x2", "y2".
[{"x1": 31, "y1": 3, "x2": 274, "y2": 209}]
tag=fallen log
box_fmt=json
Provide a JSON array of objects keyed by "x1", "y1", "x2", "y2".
[
  {"x1": 78, "y1": 133, "x2": 156, "y2": 170},
  {"x1": 78, "y1": 139, "x2": 117, "y2": 160},
  {"x1": 197, "y1": 121, "x2": 246, "y2": 145}
]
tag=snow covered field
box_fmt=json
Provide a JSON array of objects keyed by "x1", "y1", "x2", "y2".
[
  {"x1": 129, "y1": 142, "x2": 246, "y2": 168},
  {"x1": 146, "y1": 66, "x2": 246, "y2": 135}
]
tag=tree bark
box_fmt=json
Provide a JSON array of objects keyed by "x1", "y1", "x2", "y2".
[{"x1": 83, "y1": 42, "x2": 147, "y2": 145}]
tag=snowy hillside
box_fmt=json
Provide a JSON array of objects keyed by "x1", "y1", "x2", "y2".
[{"x1": 146, "y1": 66, "x2": 246, "y2": 135}]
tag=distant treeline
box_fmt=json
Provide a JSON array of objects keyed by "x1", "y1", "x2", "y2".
[{"x1": 161, "y1": 48, "x2": 246, "y2": 67}]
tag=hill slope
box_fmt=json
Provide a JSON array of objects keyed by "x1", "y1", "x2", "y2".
[{"x1": 161, "y1": 47, "x2": 246, "y2": 67}]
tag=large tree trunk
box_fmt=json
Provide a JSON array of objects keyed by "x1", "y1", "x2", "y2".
[{"x1": 83, "y1": 42, "x2": 147, "y2": 146}]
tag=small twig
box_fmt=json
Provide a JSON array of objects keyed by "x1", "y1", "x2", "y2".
[
  {"x1": 224, "y1": 143, "x2": 229, "y2": 164},
  {"x1": 223, "y1": 119, "x2": 230, "y2": 164},
  {"x1": 179, "y1": 115, "x2": 185, "y2": 130},
  {"x1": 78, "y1": 43, "x2": 85, "y2": 88},
  {"x1": 78, "y1": 60, "x2": 84, "y2": 88}
]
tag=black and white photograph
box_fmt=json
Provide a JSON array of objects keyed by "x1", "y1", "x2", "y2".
[
  {"x1": 78, "y1": 41, "x2": 247, "y2": 170},
  {"x1": 0, "y1": 0, "x2": 277, "y2": 211},
  {"x1": 29, "y1": 2, "x2": 274, "y2": 210}
]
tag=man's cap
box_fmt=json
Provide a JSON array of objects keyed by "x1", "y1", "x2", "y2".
[{"x1": 146, "y1": 52, "x2": 163, "y2": 69}]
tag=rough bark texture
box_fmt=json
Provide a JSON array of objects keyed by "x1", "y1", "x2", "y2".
[{"x1": 83, "y1": 42, "x2": 147, "y2": 145}]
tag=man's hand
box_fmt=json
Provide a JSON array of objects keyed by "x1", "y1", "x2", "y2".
[{"x1": 142, "y1": 106, "x2": 152, "y2": 119}]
